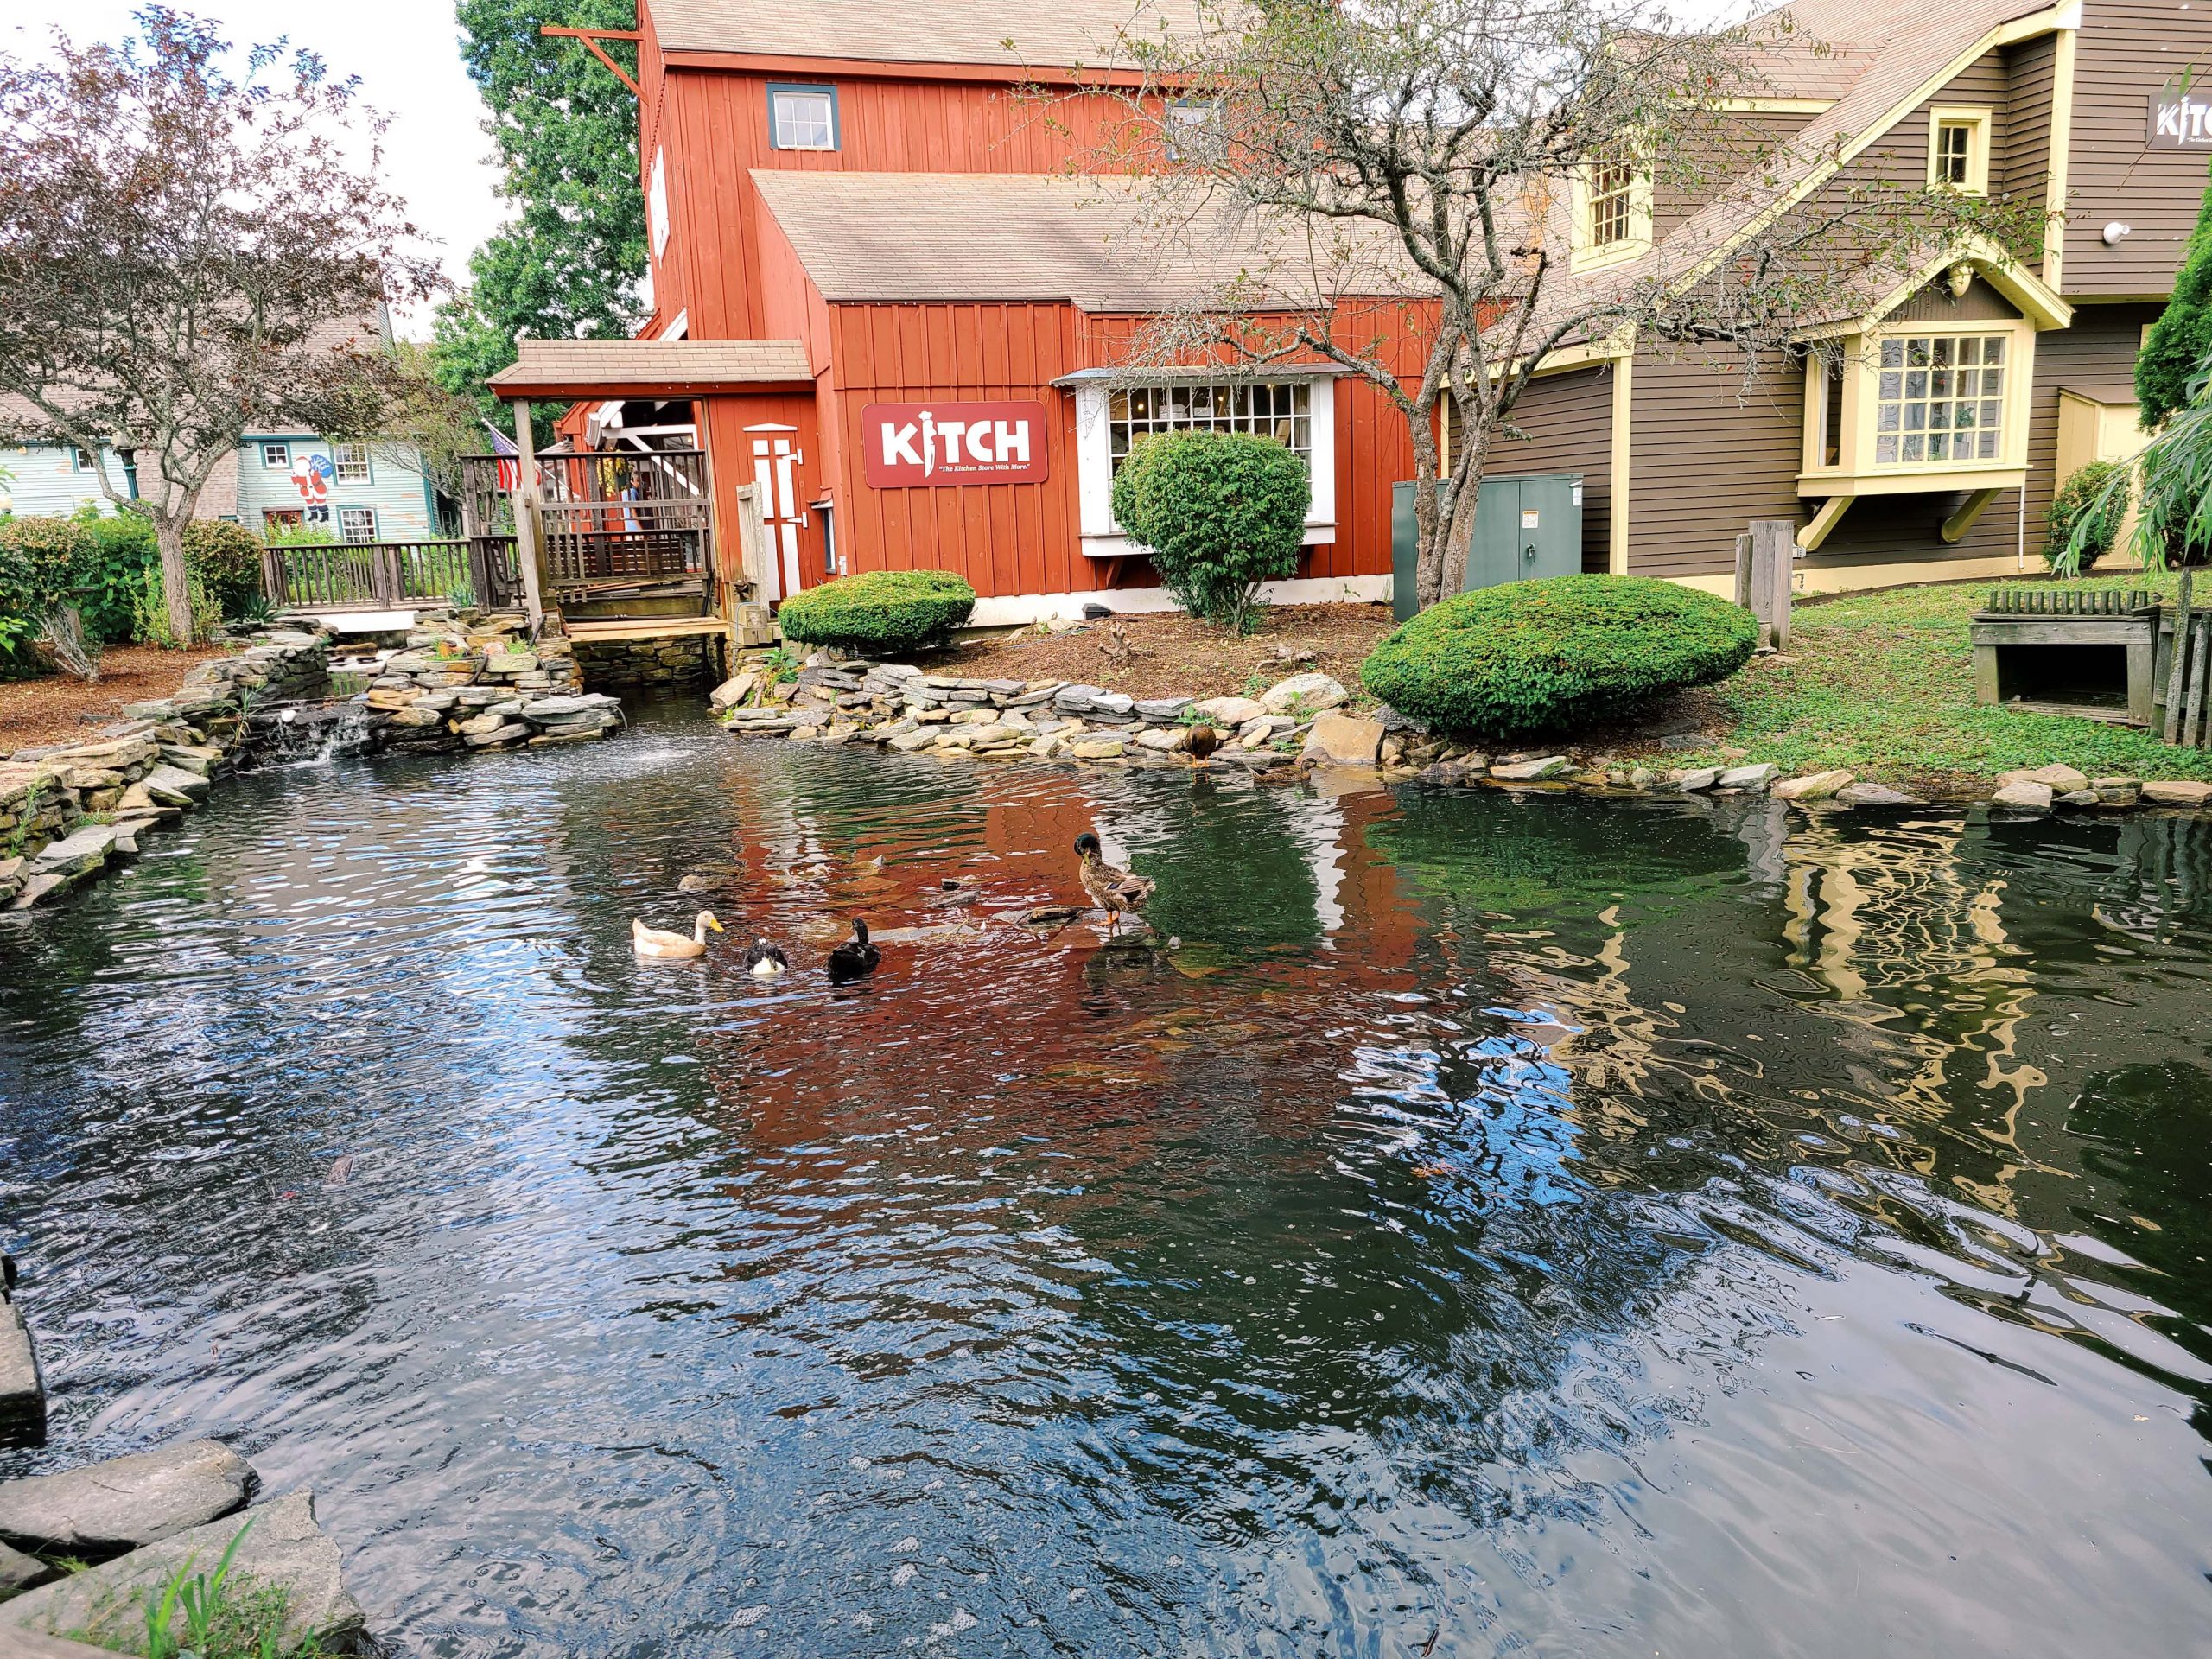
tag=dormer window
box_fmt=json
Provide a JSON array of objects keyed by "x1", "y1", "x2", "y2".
[
  {"x1": 1569, "y1": 154, "x2": 1652, "y2": 272},
  {"x1": 1588, "y1": 160, "x2": 1635, "y2": 247},
  {"x1": 1926, "y1": 108, "x2": 1992, "y2": 195},
  {"x1": 769, "y1": 85, "x2": 838, "y2": 151}
]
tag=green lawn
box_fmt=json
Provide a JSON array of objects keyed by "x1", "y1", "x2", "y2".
[{"x1": 1670, "y1": 570, "x2": 2212, "y2": 793}]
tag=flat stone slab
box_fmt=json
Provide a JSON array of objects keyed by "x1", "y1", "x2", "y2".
[
  {"x1": 0, "y1": 1293, "x2": 42, "y2": 1447},
  {"x1": 2141, "y1": 779, "x2": 2212, "y2": 806},
  {"x1": 1991, "y1": 780, "x2": 2054, "y2": 812},
  {"x1": 140, "y1": 764, "x2": 211, "y2": 805},
  {"x1": 1, "y1": 1491, "x2": 365, "y2": 1656},
  {"x1": 29, "y1": 824, "x2": 121, "y2": 880},
  {"x1": 0, "y1": 1537, "x2": 57, "y2": 1593},
  {"x1": 1302, "y1": 712, "x2": 1386, "y2": 766},
  {"x1": 1772, "y1": 769, "x2": 1853, "y2": 802},
  {"x1": 1490, "y1": 755, "x2": 1572, "y2": 782},
  {"x1": 1836, "y1": 781, "x2": 1923, "y2": 807},
  {"x1": 0, "y1": 1439, "x2": 251, "y2": 1554},
  {"x1": 1716, "y1": 763, "x2": 1778, "y2": 791}
]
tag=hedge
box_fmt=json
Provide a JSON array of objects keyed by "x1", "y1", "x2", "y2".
[
  {"x1": 2044, "y1": 461, "x2": 2132, "y2": 572},
  {"x1": 1362, "y1": 575, "x2": 1758, "y2": 737},
  {"x1": 1109, "y1": 429, "x2": 1308, "y2": 632},
  {"x1": 776, "y1": 569, "x2": 976, "y2": 653}
]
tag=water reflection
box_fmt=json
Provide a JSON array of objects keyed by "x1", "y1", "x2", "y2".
[{"x1": 2, "y1": 702, "x2": 2209, "y2": 1658}]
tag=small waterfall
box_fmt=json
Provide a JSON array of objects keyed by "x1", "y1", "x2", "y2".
[{"x1": 243, "y1": 699, "x2": 376, "y2": 769}]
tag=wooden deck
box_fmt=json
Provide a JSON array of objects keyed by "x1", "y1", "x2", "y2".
[{"x1": 562, "y1": 616, "x2": 735, "y2": 644}]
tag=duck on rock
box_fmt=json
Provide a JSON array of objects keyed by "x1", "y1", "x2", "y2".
[
  {"x1": 827, "y1": 919, "x2": 880, "y2": 983},
  {"x1": 1073, "y1": 833, "x2": 1156, "y2": 937},
  {"x1": 634, "y1": 911, "x2": 723, "y2": 959}
]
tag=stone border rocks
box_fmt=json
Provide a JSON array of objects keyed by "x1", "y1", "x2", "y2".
[{"x1": 0, "y1": 1257, "x2": 42, "y2": 1449}]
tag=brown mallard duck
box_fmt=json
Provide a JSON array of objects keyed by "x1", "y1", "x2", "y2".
[
  {"x1": 1186, "y1": 723, "x2": 1220, "y2": 764},
  {"x1": 1073, "y1": 833, "x2": 1155, "y2": 936}
]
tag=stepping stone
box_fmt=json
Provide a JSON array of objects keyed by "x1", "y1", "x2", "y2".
[
  {"x1": 0, "y1": 1439, "x2": 251, "y2": 1554},
  {"x1": 0, "y1": 1491, "x2": 363, "y2": 1656},
  {"x1": 140, "y1": 765, "x2": 211, "y2": 805},
  {"x1": 28, "y1": 825, "x2": 120, "y2": 880}
]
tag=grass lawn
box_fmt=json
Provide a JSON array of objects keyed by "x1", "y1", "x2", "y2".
[{"x1": 1669, "y1": 570, "x2": 2212, "y2": 795}]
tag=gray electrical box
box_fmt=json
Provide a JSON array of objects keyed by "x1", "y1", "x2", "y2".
[{"x1": 1464, "y1": 473, "x2": 1584, "y2": 592}]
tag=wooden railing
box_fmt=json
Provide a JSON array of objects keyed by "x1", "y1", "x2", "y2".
[{"x1": 259, "y1": 539, "x2": 524, "y2": 613}]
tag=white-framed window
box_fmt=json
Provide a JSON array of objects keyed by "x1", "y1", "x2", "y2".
[
  {"x1": 1073, "y1": 376, "x2": 1337, "y2": 556},
  {"x1": 338, "y1": 505, "x2": 377, "y2": 543},
  {"x1": 70, "y1": 447, "x2": 95, "y2": 472},
  {"x1": 1925, "y1": 107, "x2": 1992, "y2": 196},
  {"x1": 1873, "y1": 333, "x2": 2007, "y2": 464},
  {"x1": 261, "y1": 441, "x2": 289, "y2": 468},
  {"x1": 768, "y1": 85, "x2": 837, "y2": 151},
  {"x1": 332, "y1": 442, "x2": 372, "y2": 483},
  {"x1": 648, "y1": 149, "x2": 670, "y2": 257}
]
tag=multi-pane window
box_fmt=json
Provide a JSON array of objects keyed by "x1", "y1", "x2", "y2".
[
  {"x1": 261, "y1": 441, "x2": 289, "y2": 468},
  {"x1": 1587, "y1": 160, "x2": 1635, "y2": 247},
  {"x1": 1874, "y1": 334, "x2": 2006, "y2": 465},
  {"x1": 770, "y1": 86, "x2": 836, "y2": 150},
  {"x1": 338, "y1": 505, "x2": 377, "y2": 543},
  {"x1": 1108, "y1": 382, "x2": 1312, "y2": 475},
  {"x1": 333, "y1": 442, "x2": 372, "y2": 483},
  {"x1": 1935, "y1": 122, "x2": 1974, "y2": 187}
]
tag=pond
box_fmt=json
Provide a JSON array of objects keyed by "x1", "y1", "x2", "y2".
[{"x1": 3, "y1": 699, "x2": 2209, "y2": 1658}]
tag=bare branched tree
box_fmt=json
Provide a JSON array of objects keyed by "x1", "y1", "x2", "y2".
[
  {"x1": 0, "y1": 7, "x2": 442, "y2": 643},
  {"x1": 1068, "y1": 0, "x2": 2048, "y2": 607}
]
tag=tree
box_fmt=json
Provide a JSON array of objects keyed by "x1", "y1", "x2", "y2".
[
  {"x1": 0, "y1": 8, "x2": 439, "y2": 645},
  {"x1": 435, "y1": 0, "x2": 648, "y2": 426},
  {"x1": 2137, "y1": 161, "x2": 2212, "y2": 430},
  {"x1": 1077, "y1": 0, "x2": 2047, "y2": 608}
]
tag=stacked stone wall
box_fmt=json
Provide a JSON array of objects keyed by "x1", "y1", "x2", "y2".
[{"x1": 574, "y1": 633, "x2": 716, "y2": 691}]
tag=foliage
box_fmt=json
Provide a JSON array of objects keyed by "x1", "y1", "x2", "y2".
[
  {"x1": 0, "y1": 11, "x2": 440, "y2": 645},
  {"x1": 1361, "y1": 574, "x2": 1757, "y2": 736},
  {"x1": 262, "y1": 521, "x2": 337, "y2": 548},
  {"x1": 775, "y1": 570, "x2": 977, "y2": 653},
  {"x1": 1082, "y1": 0, "x2": 2050, "y2": 607},
  {"x1": 1677, "y1": 570, "x2": 2212, "y2": 786},
  {"x1": 131, "y1": 562, "x2": 221, "y2": 650},
  {"x1": 0, "y1": 512, "x2": 99, "y2": 677},
  {"x1": 116, "y1": 1517, "x2": 319, "y2": 1659},
  {"x1": 183, "y1": 519, "x2": 264, "y2": 617},
  {"x1": 2063, "y1": 352, "x2": 2212, "y2": 570},
  {"x1": 2137, "y1": 162, "x2": 2212, "y2": 429},
  {"x1": 74, "y1": 508, "x2": 159, "y2": 644},
  {"x1": 1109, "y1": 430, "x2": 1310, "y2": 632},
  {"x1": 2044, "y1": 461, "x2": 2131, "y2": 574},
  {"x1": 432, "y1": 0, "x2": 647, "y2": 428}
]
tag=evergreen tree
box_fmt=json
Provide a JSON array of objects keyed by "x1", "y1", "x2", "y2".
[
  {"x1": 2137, "y1": 159, "x2": 2212, "y2": 429},
  {"x1": 435, "y1": 0, "x2": 646, "y2": 425}
]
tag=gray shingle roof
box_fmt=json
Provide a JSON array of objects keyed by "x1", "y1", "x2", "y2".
[
  {"x1": 645, "y1": 0, "x2": 1198, "y2": 68},
  {"x1": 487, "y1": 338, "x2": 814, "y2": 393}
]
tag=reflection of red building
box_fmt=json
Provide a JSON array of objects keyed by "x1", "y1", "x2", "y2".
[{"x1": 495, "y1": 1, "x2": 1432, "y2": 625}]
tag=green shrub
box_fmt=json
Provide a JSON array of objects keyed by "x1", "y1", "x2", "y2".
[
  {"x1": 1109, "y1": 429, "x2": 1308, "y2": 632},
  {"x1": 183, "y1": 519, "x2": 265, "y2": 617},
  {"x1": 2044, "y1": 461, "x2": 2133, "y2": 574},
  {"x1": 1362, "y1": 574, "x2": 1759, "y2": 737},
  {"x1": 2139, "y1": 162, "x2": 2212, "y2": 429},
  {"x1": 775, "y1": 569, "x2": 977, "y2": 653},
  {"x1": 0, "y1": 514, "x2": 100, "y2": 678},
  {"x1": 78, "y1": 508, "x2": 160, "y2": 642}
]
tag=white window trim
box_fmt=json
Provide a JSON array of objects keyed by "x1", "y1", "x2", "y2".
[
  {"x1": 332, "y1": 441, "x2": 372, "y2": 484},
  {"x1": 648, "y1": 149, "x2": 670, "y2": 257},
  {"x1": 1569, "y1": 160, "x2": 1652, "y2": 274},
  {"x1": 768, "y1": 86, "x2": 838, "y2": 152},
  {"x1": 1072, "y1": 378, "x2": 1337, "y2": 557},
  {"x1": 1926, "y1": 106, "x2": 1993, "y2": 196},
  {"x1": 1798, "y1": 319, "x2": 2036, "y2": 496},
  {"x1": 261, "y1": 441, "x2": 290, "y2": 469},
  {"x1": 338, "y1": 505, "x2": 378, "y2": 543}
]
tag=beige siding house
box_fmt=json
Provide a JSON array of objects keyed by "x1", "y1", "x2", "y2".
[{"x1": 1495, "y1": 0, "x2": 2211, "y2": 595}]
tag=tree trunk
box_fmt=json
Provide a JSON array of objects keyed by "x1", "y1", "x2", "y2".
[{"x1": 152, "y1": 511, "x2": 196, "y2": 646}]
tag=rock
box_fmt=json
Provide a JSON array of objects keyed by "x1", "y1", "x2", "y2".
[
  {"x1": 1027, "y1": 734, "x2": 1065, "y2": 760},
  {"x1": 886, "y1": 728, "x2": 938, "y2": 753},
  {"x1": 1220, "y1": 747, "x2": 1288, "y2": 772},
  {"x1": 2054, "y1": 788, "x2": 2100, "y2": 808},
  {"x1": 140, "y1": 764, "x2": 211, "y2": 805},
  {"x1": 1771, "y1": 769, "x2": 1853, "y2": 803},
  {"x1": 0, "y1": 1537, "x2": 54, "y2": 1593},
  {"x1": 457, "y1": 712, "x2": 507, "y2": 736},
  {"x1": 2000, "y1": 763, "x2": 2090, "y2": 792},
  {"x1": 0, "y1": 1440, "x2": 251, "y2": 1554},
  {"x1": 1490, "y1": 754, "x2": 1572, "y2": 782},
  {"x1": 1716, "y1": 763, "x2": 1779, "y2": 791},
  {"x1": 484, "y1": 651, "x2": 538, "y2": 675},
  {"x1": 1418, "y1": 759, "x2": 1483, "y2": 786},
  {"x1": 2090, "y1": 775, "x2": 2139, "y2": 803},
  {"x1": 386, "y1": 706, "x2": 443, "y2": 729},
  {"x1": 1134, "y1": 697, "x2": 1192, "y2": 723},
  {"x1": 1674, "y1": 767, "x2": 1719, "y2": 792},
  {"x1": 1090, "y1": 691, "x2": 1135, "y2": 718},
  {"x1": 29, "y1": 824, "x2": 120, "y2": 880},
  {"x1": 1990, "y1": 780, "x2": 2055, "y2": 812},
  {"x1": 0, "y1": 1491, "x2": 364, "y2": 1656},
  {"x1": 1135, "y1": 727, "x2": 1190, "y2": 753},
  {"x1": 1195, "y1": 696, "x2": 1266, "y2": 727},
  {"x1": 1302, "y1": 712, "x2": 1386, "y2": 766},
  {"x1": 363, "y1": 688, "x2": 421, "y2": 712},
  {"x1": 0, "y1": 1289, "x2": 41, "y2": 1446},
  {"x1": 1069, "y1": 737, "x2": 1126, "y2": 760},
  {"x1": 1835, "y1": 782, "x2": 1922, "y2": 807},
  {"x1": 462, "y1": 723, "x2": 529, "y2": 748},
  {"x1": 2141, "y1": 779, "x2": 2212, "y2": 806},
  {"x1": 7, "y1": 874, "x2": 68, "y2": 912},
  {"x1": 1260, "y1": 672, "x2": 1349, "y2": 715}
]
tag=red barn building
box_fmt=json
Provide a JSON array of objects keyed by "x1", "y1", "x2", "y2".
[{"x1": 489, "y1": 0, "x2": 1419, "y2": 625}]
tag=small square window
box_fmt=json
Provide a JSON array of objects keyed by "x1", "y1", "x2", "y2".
[
  {"x1": 769, "y1": 86, "x2": 836, "y2": 151},
  {"x1": 333, "y1": 442, "x2": 372, "y2": 484},
  {"x1": 338, "y1": 506, "x2": 377, "y2": 543},
  {"x1": 70, "y1": 448, "x2": 95, "y2": 472},
  {"x1": 262, "y1": 442, "x2": 289, "y2": 469},
  {"x1": 1926, "y1": 108, "x2": 1990, "y2": 194}
]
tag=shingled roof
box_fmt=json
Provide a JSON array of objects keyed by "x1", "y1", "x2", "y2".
[
  {"x1": 645, "y1": 0, "x2": 1198, "y2": 68},
  {"x1": 488, "y1": 338, "x2": 815, "y2": 396}
]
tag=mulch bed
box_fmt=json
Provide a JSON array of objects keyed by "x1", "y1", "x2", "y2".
[
  {"x1": 925, "y1": 603, "x2": 1402, "y2": 703},
  {"x1": 0, "y1": 644, "x2": 234, "y2": 755}
]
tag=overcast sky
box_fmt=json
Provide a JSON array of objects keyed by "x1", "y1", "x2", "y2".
[{"x1": 5, "y1": 0, "x2": 508, "y2": 340}]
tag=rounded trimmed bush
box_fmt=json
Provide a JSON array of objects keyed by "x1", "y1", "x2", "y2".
[
  {"x1": 183, "y1": 518, "x2": 265, "y2": 617},
  {"x1": 1361, "y1": 575, "x2": 1758, "y2": 737},
  {"x1": 1109, "y1": 429, "x2": 1308, "y2": 633},
  {"x1": 2044, "y1": 461, "x2": 2132, "y2": 572},
  {"x1": 776, "y1": 569, "x2": 977, "y2": 654}
]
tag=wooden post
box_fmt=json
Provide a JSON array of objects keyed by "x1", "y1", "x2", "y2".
[
  {"x1": 510, "y1": 398, "x2": 548, "y2": 626},
  {"x1": 2163, "y1": 569, "x2": 2194, "y2": 745},
  {"x1": 1732, "y1": 533, "x2": 1753, "y2": 611},
  {"x1": 1747, "y1": 519, "x2": 1796, "y2": 649}
]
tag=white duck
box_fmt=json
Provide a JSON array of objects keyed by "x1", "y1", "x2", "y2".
[{"x1": 632, "y1": 911, "x2": 724, "y2": 959}]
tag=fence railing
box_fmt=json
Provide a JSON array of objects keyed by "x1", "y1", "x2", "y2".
[
  {"x1": 260, "y1": 539, "x2": 524, "y2": 613},
  {"x1": 1983, "y1": 587, "x2": 2159, "y2": 616}
]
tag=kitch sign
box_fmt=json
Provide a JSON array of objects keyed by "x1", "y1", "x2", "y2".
[{"x1": 862, "y1": 401, "x2": 1050, "y2": 487}]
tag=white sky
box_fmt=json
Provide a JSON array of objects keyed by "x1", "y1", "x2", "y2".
[{"x1": 5, "y1": 0, "x2": 509, "y2": 340}]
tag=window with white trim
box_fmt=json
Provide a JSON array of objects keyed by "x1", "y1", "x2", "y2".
[
  {"x1": 338, "y1": 505, "x2": 377, "y2": 543},
  {"x1": 1587, "y1": 160, "x2": 1636, "y2": 248},
  {"x1": 769, "y1": 86, "x2": 837, "y2": 151},
  {"x1": 1924, "y1": 107, "x2": 1991, "y2": 195},
  {"x1": 1873, "y1": 333, "x2": 2006, "y2": 465},
  {"x1": 332, "y1": 442, "x2": 372, "y2": 483},
  {"x1": 70, "y1": 447, "x2": 95, "y2": 472},
  {"x1": 261, "y1": 441, "x2": 289, "y2": 468},
  {"x1": 1108, "y1": 382, "x2": 1313, "y2": 475}
]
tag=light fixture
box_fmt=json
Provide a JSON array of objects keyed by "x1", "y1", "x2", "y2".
[
  {"x1": 1947, "y1": 262, "x2": 1974, "y2": 298},
  {"x1": 2103, "y1": 221, "x2": 2132, "y2": 246}
]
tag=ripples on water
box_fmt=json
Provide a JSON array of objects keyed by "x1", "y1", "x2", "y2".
[{"x1": 3, "y1": 700, "x2": 2209, "y2": 1657}]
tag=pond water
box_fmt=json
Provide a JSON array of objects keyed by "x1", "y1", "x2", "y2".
[{"x1": 3, "y1": 700, "x2": 2210, "y2": 1658}]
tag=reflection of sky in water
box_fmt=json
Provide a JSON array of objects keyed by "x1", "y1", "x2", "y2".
[{"x1": 1, "y1": 706, "x2": 2209, "y2": 1659}]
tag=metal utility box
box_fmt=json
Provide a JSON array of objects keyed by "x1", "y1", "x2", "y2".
[
  {"x1": 1465, "y1": 474, "x2": 1584, "y2": 592},
  {"x1": 1390, "y1": 480, "x2": 1420, "y2": 621}
]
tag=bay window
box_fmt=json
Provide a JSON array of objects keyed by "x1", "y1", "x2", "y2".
[
  {"x1": 1873, "y1": 333, "x2": 2006, "y2": 465},
  {"x1": 1800, "y1": 321, "x2": 2032, "y2": 493}
]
